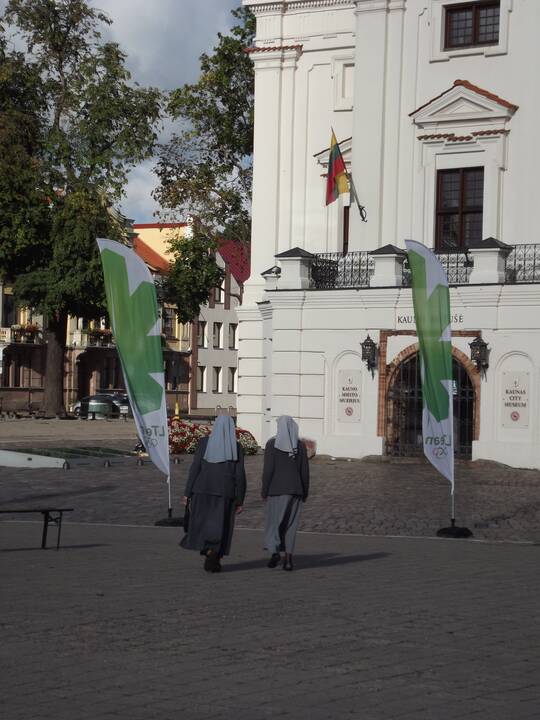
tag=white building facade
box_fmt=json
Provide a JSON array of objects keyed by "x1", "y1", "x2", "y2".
[{"x1": 238, "y1": 0, "x2": 540, "y2": 468}]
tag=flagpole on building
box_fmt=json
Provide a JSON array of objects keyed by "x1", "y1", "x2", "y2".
[
  {"x1": 330, "y1": 127, "x2": 367, "y2": 223},
  {"x1": 347, "y1": 174, "x2": 368, "y2": 223}
]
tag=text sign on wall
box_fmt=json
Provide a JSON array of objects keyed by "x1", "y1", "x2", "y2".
[
  {"x1": 395, "y1": 311, "x2": 465, "y2": 329},
  {"x1": 337, "y1": 370, "x2": 361, "y2": 423},
  {"x1": 502, "y1": 372, "x2": 530, "y2": 428}
]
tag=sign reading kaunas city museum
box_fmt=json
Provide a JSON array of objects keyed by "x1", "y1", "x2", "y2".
[{"x1": 502, "y1": 372, "x2": 530, "y2": 429}]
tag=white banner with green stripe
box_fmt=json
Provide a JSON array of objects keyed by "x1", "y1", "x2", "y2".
[
  {"x1": 97, "y1": 239, "x2": 169, "y2": 477},
  {"x1": 405, "y1": 240, "x2": 454, "y2": 488}
]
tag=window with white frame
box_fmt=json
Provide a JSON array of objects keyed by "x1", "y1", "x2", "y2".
[
  {"x1": 435, "y1": 168, "x2": 484, "y2": 250},
  {"x1": 214, "y1": 284, "x2": 223, "y2": 303},
  {"x1": 430, "y1": 0, "x2": 511, "y2": 62},
  {"x1": 444, "y1": 1, "x2": 500, "y2": 50},
  {"x1": 411, "y1": 80, "x2": 516, "y2": 248}
]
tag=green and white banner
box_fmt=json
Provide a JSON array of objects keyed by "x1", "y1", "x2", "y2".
[
  {"x1": 405, "y1": 240, "x2": 454, "y2": 488},
  {"x1": 97, "y1": 239, "x2": 169, "y2": 477}
]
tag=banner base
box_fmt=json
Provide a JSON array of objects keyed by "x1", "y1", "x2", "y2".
[
  {"x1": 155, "y1": 516, "x2": 184, "y2": 527},
  {"x1": 437, "y1": 518, "x2": 473, "y2": 539}
]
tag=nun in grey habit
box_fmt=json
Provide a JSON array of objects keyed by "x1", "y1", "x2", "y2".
[
  {"x1": 262, "y1": 415, "x2": 310, "y2": 571},
  {"x1": 181, "y1": 415, "x2": 246, "y2": 572}
]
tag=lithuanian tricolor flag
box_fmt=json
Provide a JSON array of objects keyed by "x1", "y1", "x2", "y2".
[{"x1": 325, "y1": 130, "x2": 349, "y2": 205}]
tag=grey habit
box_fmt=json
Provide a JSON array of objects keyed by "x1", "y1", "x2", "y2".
[
  {"x1": 181, "y1": 417, "x2": 246, "y2": 557},
  {"x1": 262, "y1": 415, "x2": 309, "y2": 554}
]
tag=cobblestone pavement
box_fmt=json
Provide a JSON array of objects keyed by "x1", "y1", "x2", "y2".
[
  {"x1": 1, "y1": 521, "x2": 539, "y2": 720},
  {"x1": 0, "y1": 418, "x2": 539, "y2": 541}
]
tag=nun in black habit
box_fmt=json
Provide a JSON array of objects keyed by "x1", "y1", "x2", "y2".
[
  {"x1": 181, "y1": 415, "x2": 246, "y2": 572},
  {"x1": 262, "y1": 415, "x2": 310, "y2": 571}
]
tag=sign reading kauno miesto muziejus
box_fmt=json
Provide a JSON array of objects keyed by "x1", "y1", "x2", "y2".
[
  {"x1": 337, "y1": 369, "x2": 361, "y2": 423},
  {"x1": 97, "y1": 239, "x2": 170, "y2": 477},
  {"x1": 405, "y1": 240, "x2": 454, "y2": 488}
]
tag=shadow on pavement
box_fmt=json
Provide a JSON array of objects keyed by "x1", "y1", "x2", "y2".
[
  {"x1": 1, "y1": 484, "x2": 118, "y2": 505},
  {"x1": 0, "y1": 543, "x2": 110, "y2": 552},
  {"x1": 223, "y1": 551, "x2": 390, "y2": 573}
]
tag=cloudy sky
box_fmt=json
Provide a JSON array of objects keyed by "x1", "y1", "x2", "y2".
[{"x1": 2, "y1": 0, "x2": 242, "y2": 222}]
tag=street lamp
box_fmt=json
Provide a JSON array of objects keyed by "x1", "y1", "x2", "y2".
[
  {"x1": 469, "y1": 336, "x2": 489, "y2": 374},
  {"x1": 361, "y1": 335, "x2": 378, "y2": 376}
]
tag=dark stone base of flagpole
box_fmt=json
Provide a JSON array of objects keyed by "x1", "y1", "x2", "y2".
[
  {"x1": 155, "y1": 508, "x2": 184, "y2": 527},
  {"x1": 437, "y1": 518, "x2": 473, "y2": 539},
  {"x1": 155, "y1": 516, "x2": 184, "y2": 527}
]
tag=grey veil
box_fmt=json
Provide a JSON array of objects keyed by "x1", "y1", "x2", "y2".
[
  {"x1": 203, "y1": 415, "x2": 238, "y2": 463},
  {"x1": 274, "y1": 415, "x2": 299, "y2": 456}
]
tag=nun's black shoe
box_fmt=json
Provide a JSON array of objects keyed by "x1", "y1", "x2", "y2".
[
  {"x1": 283, "y1": 556, "x2": 293, "y2": 572},
  {"x1": 204, "y1": 551, "x2": 219, "y2": 572},
  {"x1": 267, "y1": 553, "x2": 281, "y2": 568}
]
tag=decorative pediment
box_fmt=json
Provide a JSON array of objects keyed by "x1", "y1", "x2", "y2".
[
  {"x1": 411, "y1": 80, "x2": 518, "y2": 130},
  {"x1": 314, "y1": 136, "x2": 352, "y2": 169}
]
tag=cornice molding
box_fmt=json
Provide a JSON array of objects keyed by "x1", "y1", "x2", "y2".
[{"x1": 247, "y1": 1, "x2": 353, "y2": 15}]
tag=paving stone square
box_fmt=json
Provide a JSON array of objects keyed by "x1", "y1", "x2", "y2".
[
  {"x1": 1, "y1": 522, "x2": 539, "y2": 720},
  {"x1": 1, "y1": 419, "x2": 539, "y2": 718}
]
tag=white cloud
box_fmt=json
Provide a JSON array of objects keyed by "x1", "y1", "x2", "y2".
[{"x1": 93, "y1": 0, "x2": 241, "y2": 223}]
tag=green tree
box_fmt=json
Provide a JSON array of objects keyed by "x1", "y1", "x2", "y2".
[
  {"x1": 0, "y1": 0, "x2": 162, "y2": 415},
  {"x1": 154, "y1": 5, "x2": 254, "y2": 321}
]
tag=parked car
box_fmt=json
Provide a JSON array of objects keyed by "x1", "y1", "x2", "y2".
[{"x1": 70, "y1": 393, "x2": 131, "y2": 419}]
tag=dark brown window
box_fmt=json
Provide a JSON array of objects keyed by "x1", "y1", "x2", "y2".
[
  {"x1": 197, "y1": 321, "x2": 206, "y2": 348},
  {"x1": 444, "y1": 2, "x2": 500, "y2": 50},
  {"x1": 196, "y1": 365, "x2": 205, "y2": 392},
  {"x1": 212, "y1": 366, "x2": 222, "y2": 393},
  {"x1": 435, "y1": 168, "x2": 484, "y2": 251},
  {"x1": 227, "y1": 367, "x2": 236, "y2": 394},
  {"x1": 228, "y1": 323, "x2": 237, "y2": 350},
  {"x1": 213, "y1": 322, "x2": 222, "y2": 349}
]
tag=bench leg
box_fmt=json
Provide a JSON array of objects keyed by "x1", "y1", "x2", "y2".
[
  {"x1": 41, "y1": 511, "x2": 49, "y2": 549},
  {"x1": 56, "y1": 512, "x2": 63, "y2": 550}
]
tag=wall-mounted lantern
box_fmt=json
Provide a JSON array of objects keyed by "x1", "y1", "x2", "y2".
[
  {"x1": 361, "y1": 334, "x2": 378, "y2": 376},
  {"x1": 469, "y1": 336, "x2": 489, "y2": 374}
]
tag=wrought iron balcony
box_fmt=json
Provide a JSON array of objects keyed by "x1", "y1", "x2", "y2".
[
  {"x1": 308, "y1": 244, "x2": 540, "y2": 289},
  {"x1": 310, "y1": 252, "x2": 373, "y2": 289},
  {"x1": 505, "y1": 244, "x2": 540, "y2": 283},
  {"x1": 402, "y1": 251, "x2": 472, "y2": 287}
]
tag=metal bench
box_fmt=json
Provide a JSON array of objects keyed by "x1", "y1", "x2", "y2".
[{"x1": 0, "y1": 508, "x2": 74, "y2": 549}]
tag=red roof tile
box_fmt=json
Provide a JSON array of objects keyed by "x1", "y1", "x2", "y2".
[
  {"x1": 133, "y1": 222, "x2": 186, "y2": 229},
  {"x1": 418, "y1": 128, "x2": 509, "y2": 141},
  {"x1": 217, "y1": 239, "x2": 251, "y2": 285},
  {"x1": 410, "y1": 79, "x2": 518, "y2": 117},
  {"x1": 133, "y1": 236, "x2": 169, "y2": 273},
  {"x1": 244, "y1": 44, "x2": 303, "y2": 54}
]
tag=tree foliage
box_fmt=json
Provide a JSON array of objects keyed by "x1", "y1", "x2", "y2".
[
  {"x1": 0, "y1": 0, "x2": 162, "y2": 413},
  {"x1": 154, "y1": 5, "x2": 254, "y2": 319}
]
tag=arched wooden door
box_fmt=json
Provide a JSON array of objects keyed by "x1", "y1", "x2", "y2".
[{"x1": 385, "y1": 353, "x2": 474, "y2": 459}]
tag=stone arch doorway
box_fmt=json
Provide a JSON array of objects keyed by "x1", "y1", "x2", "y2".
[{"x1": 385, "y1": 349, "x2": 476, "y2": 459}]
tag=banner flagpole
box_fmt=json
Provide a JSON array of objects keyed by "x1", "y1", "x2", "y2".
[
  {"x1": 97, "y1": 238, "x2": 182, "y2": 527},
  {"x1": 405, "y1": 239, "x2": 471, "y2": 539}
]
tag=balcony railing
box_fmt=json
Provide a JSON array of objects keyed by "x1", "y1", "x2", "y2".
[
  {"x1": 71, "y1": 329, "x2": 115, "y2": 348},
  {"x1": 505, "y1": 244, "x2": 540, "y2": 283},
  {"x1": 402, "y1": 251, "x2": 471, "y2": 287},
  {"x1": 0, "y1": 327, "x2": 44, "y2": 344},
  {"x1": 310, "y1": 252, "x2": 373, "y2": 289}
]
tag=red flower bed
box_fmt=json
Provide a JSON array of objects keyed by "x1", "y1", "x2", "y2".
[{"x1": 168, "y1": 417, "x2": 258, "y2": 455}]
